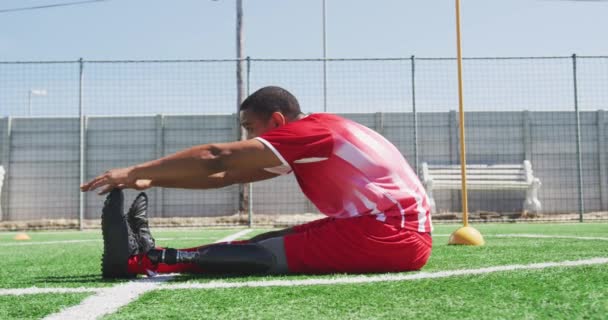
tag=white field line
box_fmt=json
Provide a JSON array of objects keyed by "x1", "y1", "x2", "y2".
[
  {"x1": 493, "y1": 234, "x2": 608, "y2": 241},
  {"x1": 2, "y1": 256, "x2": 607, "y2": 297},
  {"x1": 0, "y1": 287, "x2": 101, "y2": 295},
  {"x1": 3, "y1": 232, "x2": 606, "y2": 247},
  {"x1": 0, "y1": 236, "x2": 230, "y2": 247},
  {"x1": 0, "y1": 230, "x2": 100, "y2": 235},
  {"x1": 40, "y1": 229, "x2": 253, "y2": 320},
  {"x1": 214, "y1": 228, "x2": 254, "y2": 243},
  {"x1": 432, "y1": 233, "x2": 608, "y2": 241},
  {"x1": 42, "y1": 277, "x2": 174, "y2": 320},
  {"x1": 0, "y1": 239, "x2": 101, "y2": 246},
  {"x1": 162, "y1": 257, "x2": 608, "y2": 290},
  {"x1": 0, "y1": 227, "x2": 252, "y2": 236}
]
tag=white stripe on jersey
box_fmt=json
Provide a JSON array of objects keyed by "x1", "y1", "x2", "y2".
[
  {"x1": 294, "y1": 157, "x2": 329, "y2": 163},
  {"x1": 334, "y1": 138, "x2": 376, "y2": 172},
  {"x1": 384, "y1": 192, "x2": 407, "y2": 228},
  {"x1": 335, "y1": 123, "x2": 430, "y2": 231},
  {"x1": 352, "y1": 123, "x2": 430, "y2": 231},
  {"x1": 343, "y1": 201, "x2": 359, "y2": 218},
  {"x1": 353, "y1": 189, "x2": 384, "y2": 221},
  {"x1": 255, "y1": 137, "x2": 292, "y2": 171}
]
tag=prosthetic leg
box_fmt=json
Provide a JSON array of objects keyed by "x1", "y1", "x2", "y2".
[{"x1": 147, "y1": 243, "x2": 277, "y2": 274}]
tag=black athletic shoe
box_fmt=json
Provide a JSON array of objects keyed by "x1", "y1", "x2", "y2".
[
  {"x1": 127, "y1": 192, "x2": 156, "y2": 254},
  {"x1": 101, "y1": 189, "x2": 138, "y2": 279}
]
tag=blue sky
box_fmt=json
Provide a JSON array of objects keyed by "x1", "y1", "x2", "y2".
[
  {"x1": 0, "y1": 1, "x2": 606, "y2": 117},
  {"x1": 1, "y1": 0, "x2": 607, "y2": 61}
]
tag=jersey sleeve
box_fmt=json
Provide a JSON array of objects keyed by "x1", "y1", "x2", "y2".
[{"x1": 255, "y1": 119, "x2": 333, "y2": 170}]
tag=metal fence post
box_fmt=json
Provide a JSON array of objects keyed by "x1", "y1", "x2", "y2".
[
  {"x1": 598, "y1": 110, "x2": 607, "y2": 211},
  {"x1": 78, "y1": 58, "x2": 86, "y2": 230},
  {"x1": 411, "y1": 55, "x2": 419, "y2": 174},
  {"x1": 236, "y1": 0, "x2": 250, "y2": 226},
  {"x1": 572, "y1": 54, "x2": 584, "y2": 222},
  {"x1": 449, "y1": 110, "x2": 460, "y2": 211},
  {"x1": 1, "y1": 117, "x2": 12, "y2": 221},
  {"x1": 523, "y1": 110, "x2": 532, "y2": 161},
  {"x1": 246, "y1": 56, "x2": 253, "y2": 228},
  {"x1": 322, "y1": 0, "x2": 328, "y2": 112},
  {"x1": 154, "y1": 114, "x2": 165, "y2": 218},
  {"x1": 375, "y1": 112, "x2": 384, "y2": 135}
]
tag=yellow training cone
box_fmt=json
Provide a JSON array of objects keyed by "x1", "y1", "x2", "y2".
[
  {"x1": 448, "y1": 226, "x2": 485, "y2": 246},
  {"x1": 13, "y1": 233, "x2": 31, "y2": 241}
]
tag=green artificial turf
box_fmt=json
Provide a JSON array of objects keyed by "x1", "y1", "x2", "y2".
[
  {"x1": 1, "y1": 223, "x2": 606, "y2": 320},
  {"x1": 0, "y1": 228, "x2": 245, "y2": 288},
  {"x1": 0, "y1": 293, "x2": 91, "y2": 320},
  {"x1": 107, "y1": 264, "x2": 608, "y2": 320}
]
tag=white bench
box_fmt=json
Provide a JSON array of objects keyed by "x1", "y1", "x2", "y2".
[
  {"x1": 0, "y1": 166, "x2": 4, "y2": 219},
  {"x1": 420, "y1": 160, "x2": 541, "y2": 214}
]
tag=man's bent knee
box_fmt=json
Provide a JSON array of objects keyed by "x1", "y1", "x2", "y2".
[{"x1": 257, "y1": 237, "x2": 289, "y2": 274}]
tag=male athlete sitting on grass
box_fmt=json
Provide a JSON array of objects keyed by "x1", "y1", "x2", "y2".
[{"x1": 80, "y1": 86, "x2": 433, "y2": 278}]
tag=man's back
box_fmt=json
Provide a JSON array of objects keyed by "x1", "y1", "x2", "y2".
[{"x1": 257, "y1": 113, "x2": 433, "y2": 232}]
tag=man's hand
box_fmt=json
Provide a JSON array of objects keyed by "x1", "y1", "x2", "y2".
[{"x1": 80, "y1": 167, "x2": 152, "y2": 195}]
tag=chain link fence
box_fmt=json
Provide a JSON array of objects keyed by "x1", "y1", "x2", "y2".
[{"x1": 0, "y1": 55, "x2": 606, "y2": 229}]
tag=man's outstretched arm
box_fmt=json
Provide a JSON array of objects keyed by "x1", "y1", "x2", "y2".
[
  {"x1": 80, "y1": 139, "x2": 282, "y2": 194},
  {"x1": 150, "y1": 168, "x2": 279, "y2": 190}
]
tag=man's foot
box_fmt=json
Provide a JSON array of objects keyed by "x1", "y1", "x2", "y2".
[
  {"x1": 127, "y1": 192, "x2": 156, "y2": 254},
  {"x1": 101, "y1": 189, "x2": 139, "y2": 279}
]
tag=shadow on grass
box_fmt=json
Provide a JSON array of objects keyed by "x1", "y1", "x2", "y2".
[
  {"x1": 164, "y1": 270, "x2": 370, "y2": 283},
  {"x1": 37, "y1": 273, "x2": 265, "y2": 285},
  {"x1": 37, "y1": 270, "x2": 360, "y2": 285},
  {"x1": 168, "y1": 273, "x2": 261, "y2": 282},
  {"x1": 36, "y1": 274, "x2": 132, "y2": 285}
]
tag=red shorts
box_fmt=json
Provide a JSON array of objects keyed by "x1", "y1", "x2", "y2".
[{"x1": 283, "y1": 215, "x2": 432, "y2": 274}]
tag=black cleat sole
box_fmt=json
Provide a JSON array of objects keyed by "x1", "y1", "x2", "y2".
[{"x1": 101, "y1": 189, "x2": 135, "y2": 279}]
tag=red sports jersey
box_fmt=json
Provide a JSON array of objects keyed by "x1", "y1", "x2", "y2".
[{"x1": 256, "y1": 113, "x2": 432, "y2": 233}]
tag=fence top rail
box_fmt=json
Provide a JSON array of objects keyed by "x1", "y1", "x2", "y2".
[
  {"x1": 3, "y1": 110, "x2": 606, "y2": 121},
  {"x1": 1, "y1": 55, "x2": 608, "y2": 64},
  {"x1": 2, "y1": 113, "x2": 237, "y2": 120},
  {"x1": 0, "y1": 59, "x2": 239, "y2": 64},
  {"x1": 416, "y1": 56, "x2": 573, "y2": 61},
  {"x1": 578, "y1": 55, "x2": 608, "y2": 59},
  {"x1": 0, "y1": 60, "x2": 79, "y2": 64}
]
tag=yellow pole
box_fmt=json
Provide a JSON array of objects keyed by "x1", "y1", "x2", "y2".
[
  {"x1": 455, "y1": 0, "x2": 469, "y2": 227},
  {"x1": 448, "y1": 0, "x2": 484, "y2": 246}
]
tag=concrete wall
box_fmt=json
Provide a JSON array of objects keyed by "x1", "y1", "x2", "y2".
[{"x1": 0, "y1": 110, "x2": 606, "y2": 221}]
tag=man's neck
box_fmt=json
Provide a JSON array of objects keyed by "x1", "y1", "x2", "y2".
[{"x1": 286, "y1": 113, "x2": 307, "y2": 124}]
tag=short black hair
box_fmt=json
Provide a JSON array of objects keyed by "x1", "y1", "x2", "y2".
[{"x1": 239, "y1": 86, "x2": 302, "y2": 120}]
